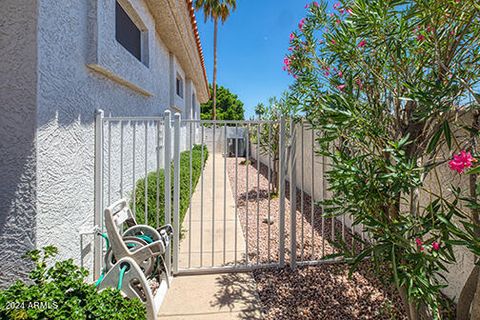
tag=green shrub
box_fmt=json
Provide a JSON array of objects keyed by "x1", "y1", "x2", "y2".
[
  {"x1": 133, "y1": 144, "x2": 208, "y2": 229},
  {"x1": 0, "y1": 246, "x2": 146, "y2": 320}
]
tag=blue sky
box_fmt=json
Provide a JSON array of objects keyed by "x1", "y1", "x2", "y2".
[{"x1": 196, "y1": 0, "x2": 318, "y2": 119}]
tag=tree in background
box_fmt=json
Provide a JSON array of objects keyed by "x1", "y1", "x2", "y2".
[
  {"x1": 254, "y1": 103, "x2": 266, "y2": 118},
  {"x1": 255, "y1": 94, "x2": 297, "y2": 194},
  {"x1": 194, "y1": 0, "x2": 237, "y2": 120},
  {"x1": 200, "y1": 85, "x2": 245, "y2": 120}
]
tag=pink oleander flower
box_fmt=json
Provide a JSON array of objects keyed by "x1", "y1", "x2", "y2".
[
  {"x1": 305, "y1": 3, "x2": 309, "y2": 8},
  {"x1": 290, "y1": 33, "x2": 295, "y2": 41},
  {"x1": 333, "y1": 2, "x2": 340, "y2": 10},
  {"x1": 313, "y1": 1, "x2": 319, "y2": 7},
  {"x1": 417, "y1": 34, "x2": 426, "y2": 42},
  {"x1": 299, "y1": 18, "x2": 306, "y2": 30},
  {"x1": 319, "y1": 39, "x2": 324, "y2": 44},
  {"x1": 355, "y1": 78, "x2": 363, "y2": 89},
  {"x1": 337, "y1": 84, "x2": 346, "y2": 91},
  {"x1": 331, "y1": 39, "x2": 336, "y2": 45},
  {"x1": 346, "y1": 8, "x2": 353, "y2": 14},
  {"x1": 283, "y1": 57, "x2": 291, "y2": 72},
  {"x1": 449, "y1": 150, "x2": 476, "y2": 173},
  {"x1": 358, "y1": 39, "x2": 367, "y2": 48},
  {"x1": 339, "y1": 8, "x2": 345, "y2": 14},
  {"x1": 338, "y1": 71, "x2": 343, "y2": 78},
  {"x1": 432, "y1": 242, "x2": 440, "y2": 251},
  {"x1": 336, "y1": 19, "x2": 341, "y2": 25},
  {"x1": 329, "y1": 13, "x2": 335, "y2": 17},
  {"x1": 415, "y1": 238, "x2": 425, "y2": 252}
]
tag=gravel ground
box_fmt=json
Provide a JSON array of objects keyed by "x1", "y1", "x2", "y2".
[{"x1": 226, "y1": 156, "x2": 407, "y2": 320}]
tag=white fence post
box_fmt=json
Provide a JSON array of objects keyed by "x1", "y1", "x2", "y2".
[
  {"x1": 173, "y1": 113, "x2": 181, "y2": 275},
  {"x1": 94, "y1": 109, "x2": 104, "y2": 280},
  {"x1": 164, "y1": 110, "x2": 172, "y2": 274},
  {"x1": 289, "y1": 118, "x2": 297, "y2": 270},
  {"x1": 279, "y1": 117, "x2": 286, "y2": 267}
]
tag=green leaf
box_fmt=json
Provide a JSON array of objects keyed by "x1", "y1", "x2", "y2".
[
  {"x1": 443, "y1": 121, "x2": 452, "y2": 149},
  {"x1": 427, "y1": 127, "x2": 443, "y2": 154}
]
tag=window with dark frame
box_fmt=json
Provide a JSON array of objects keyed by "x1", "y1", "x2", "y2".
[
  {"x1": 115, "y1": 1, "x2": 142, "y2": 61},
  {"x1": 176, "y1": 75, "x2": 184, "y2": 98}
]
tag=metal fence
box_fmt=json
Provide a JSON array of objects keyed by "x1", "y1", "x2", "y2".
[
  {"x1": 174, "y1": 118, "x2": 287, "y2": 275},
  {"x1": 94, "y1": 110, "x2": 358, "y2": 279}
]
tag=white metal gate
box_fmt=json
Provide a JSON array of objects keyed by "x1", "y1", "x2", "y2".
[
  {"x1": 174, "y1": 118, "x2": 288, "y2": 275},
  {"x1": 94, "y1": 110, "x2": 357, "y2": 279}
]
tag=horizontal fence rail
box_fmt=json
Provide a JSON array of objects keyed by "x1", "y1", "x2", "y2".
[{"x1": 94, "y1": 112, "x2": 361, "y2": 278}]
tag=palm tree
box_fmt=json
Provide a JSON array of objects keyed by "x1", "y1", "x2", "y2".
[{"x1": 194, "y1": 0, "x2": 237, "y2": 120}]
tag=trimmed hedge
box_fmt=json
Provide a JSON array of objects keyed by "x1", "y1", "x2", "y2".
[{"x1": 133, "y1": 145, "x2": 208, "y2": 229}]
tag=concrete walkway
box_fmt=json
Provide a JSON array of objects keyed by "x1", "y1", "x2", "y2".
[{"x1": 158, "y1": 150, "x2": 263, "y2": 319}]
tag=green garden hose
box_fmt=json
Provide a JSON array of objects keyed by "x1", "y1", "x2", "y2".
[
  {"x1": 94, "y1": 232, "x2": 152, "y2": 288},
  {"x1": 117, "y1": 264, "x2": 128, "y2": 290}
]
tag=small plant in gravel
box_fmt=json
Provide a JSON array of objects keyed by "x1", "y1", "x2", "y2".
[
  {"x1": 0, "y1": 246, "x2": 146, "y2": 320},
  {"x1": 253, "y1": 94, "x2": 296, "y2": 194},
  {"x1": 286, "y1": 0, "x2": 480, "y2": 319},
  {"x1": 239, "y1": 159, "x2": 251, "y2": 166}
]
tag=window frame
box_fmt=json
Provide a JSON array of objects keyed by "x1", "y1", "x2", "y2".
[
  {"x1": 115, "y1": 0, "x2": 149, "y2": 67},
  {"x1": 176, "y1": 74, "x2": 184, "y2": 98}
]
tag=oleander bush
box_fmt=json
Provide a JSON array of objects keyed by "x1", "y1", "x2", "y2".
[
  {"x1": 0, "y1": 246, "x2": 146, "y2": 320},
  {"x1": 287, "y1": 0, "x2": 480, "y2": 319}
]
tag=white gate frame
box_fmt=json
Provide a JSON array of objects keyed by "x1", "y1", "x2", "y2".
[{"x1": 94, "y1": 112, "x2": 347, "y2": 279}]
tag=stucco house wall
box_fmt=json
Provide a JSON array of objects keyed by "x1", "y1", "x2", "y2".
[
  {"x1": 0, "y1": 0, "x2": 39, "y2": 286},
  {"x1": 0, "y1": 0, "x2": 208, "y2": 287}
]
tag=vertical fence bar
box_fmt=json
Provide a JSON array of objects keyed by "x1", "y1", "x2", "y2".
[
  {"x1": 144, "y1": 122, "x2": 148, "y2": 224},
  {"x1": 188, "y1": 122, "x2": 193, "y2": 268},
  {"x1": 311, "y1": 128, "x2": 316, "y2": 258},
  {"x1": 267, "y1": 124, "x2": 272, "y2": 262},
  {"x1": 256, "y1": 124, "x2": 260, "y2": 265},
  {"x1": 200, "y1": 125, "x2": 205, "y2": 267},
  {"x1": 245, "y1": 124, "x2": 250, "y2": 265},
  {"x1": 156, "y1": 121, "x2": 161, "y2": 228},
  {"x1": 234, "y1": 124, "x2": 239, "y2": 265},
  {"x1": 132, "y1": 122, "x2": 136, "y2": 215},
  {"x1": 278, "y1": 117, "x2": 286, "y2": 267},
  {"x1": 331, "y1": 141, "x2": 335, "y2": 243},
  {"x1": 173, "y1": 113, "x2": 181, "y2": 274},
  {"x1": 164, "y1": 110, "x2": 172, "y2": 274},
  {"x1": 212, "y1": 124, "x2": 216, "y2": 267},
  {"x1": 120, "y1": 122, "x2": 124, "y2": 198},
  {"x1": 300, "y1": 121, "x2": 305, "y2": 261},
  {"x1": 289, "y1": 118, "x2": 297, "y2": 270},
  {"x1": 94, "y1": 109, "x2": 104, "y2": 280},
  {"x1": 108, "y1": 122, "x2": 112, "y2": 205},
  {"x1": 223, "y1": 124, "x2": 227, "y2": 265}
]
